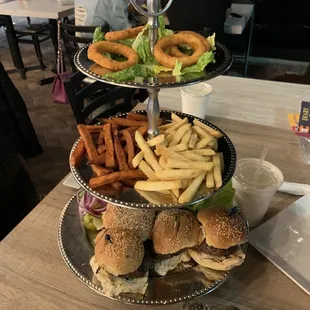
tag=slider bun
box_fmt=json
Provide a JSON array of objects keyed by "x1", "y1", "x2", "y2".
[
  {"x1": 189, "y1": 247, "x2": 245, "y2": 271},
  {"x1": 197, "y1": 207, "x2": 247, "y2": 249},
  {"x1": 102, "y1": 204, "x2": 155, "y2": 241},
  {"x1": 94, "y1": 228, "x2": 144, "y2": 276},
  {"x1": 153, "y1": 209, "x2": 204, "y2": 255}
]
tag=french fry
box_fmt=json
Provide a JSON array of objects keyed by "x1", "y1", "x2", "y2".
[
  {"x1": 158, "y1": 156, "x2": 168, "y2": 169},
  {"x1": 193, "y1": 118, "x2": 222, "y2": 138},
  {"x1": 179, "y1": 171, "x2": 207, "y2": 203},
  {"x1": 89, "y1": 170, "x2": 146, "y2": 189},
  {"x1": 134, "y1": 180, "x2": 185, "y2": 191},
  {"x1": 166, "y1": 117, "x2": 188, "y2": 133},
  {"x1": 195, "y1": 136, "x2": 213, "y2": 149},
  {"x1": 171, "y1": 188, "x2": 180, "y2": 198},
  {"x1": 183, "y1": 149, "x2": 216, "y2": 156},
  {"x1": 171, "y1": 112, "x2": 182, "y2": 122},
  {"x1": 147, "y1": 134, "x2": 165, "y2": 147},
  {"x1": 155, "y1": 169, "x2": 204, "y2": 180},
  {"x1": 70, "y1": 139, "x2": 85, "y2": 166},
  {"x1": 77, "y1": 125, "x2": 98, "y2": 161},
  {"x1": 113, "y1": 131, "x2": 129, "y2": 171},
  {"x1": 211, "y1": 138, "x2": 218, "y2": 151},
  {"x1": 188, "y1": 133, "x2": 198, "y2": 149},
  {"x1": 192, "y1": 125, "x2": 212, "y2": 139},
  {"x1": 127, "y1": 112, "x2": 148, "y2": 121},
  {"x1": 111, "y1": 181, "x2": 123, "y2": 191},
  {"x1": 206, "y1": 170, "x2": 215, "y2": 189},
  {"x1": 132, "y1": 151, "x2": 144, "y2": 168},
  {"x1": 138, "y1": 126, "x2": 148, "y2": 137},
  {"x1": 83, "y1": 125, "x2": 105, "y2": 133},
  {"x1": 156, "y1": 144, "x2": 190, "y2": 161},
  {"x1": 170, "y1": 190, "x2": 179, "y2": 203},
  {"x1": 97, "y1": 144, "x2": 106, "y2": 155},
  {"x1": 166, "y1": 157, "x2": 213, "y2": 171},
  {"x1": 158, "y1": 190, "x2": 171, "y2": 195},
  {"x1": 122, "y1": 129, "x2": 135, "y2": 169},
  {"x1": 159, "y1": 122, "x2": 175, "y2": 130},
  {"x1": 91, "y1": 164, "x2": 110, "y2": 177},
  {"x1": 97, "y1": 130, "x2": 105, "y2": 145},
  {"x1": 88, "y1": 154, "x2": 106, "y2": 165},
  {"x1": 137, "y1": 190, "x2": 173, "y2": 204},
  {"x1": 139, "y1": 160, "x2": 158, "y2": 181},
  {"x1": 102, "y1": 123, "x2": 116, "y2": 169},
  {"x1": 168, "y1": 143, "x2": 188, "y2": 152},
  {"x1": 181, "y1": 129, "x2": 192, "y2": 146},
  {"x1": 135, "y1": 131, "x2": 163, "y2": 171},
  {"x1": 169, "y1": 123, "x2": 191, "y2": 147},
  {"x1": 180, "y1": 151, "x2": 209, "y2": 162},
  {"x1": 213, "y1": 153, "x2": 222, "y2": 188}
]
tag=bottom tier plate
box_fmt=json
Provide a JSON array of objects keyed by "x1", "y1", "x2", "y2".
[{"x1": 58, "y1": 195, "x2": 245, "y2": 305}]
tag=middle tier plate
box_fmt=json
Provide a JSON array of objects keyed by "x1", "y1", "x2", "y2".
[{"x1": 70, "y1": 110, "x2": 236, "y2": 210}]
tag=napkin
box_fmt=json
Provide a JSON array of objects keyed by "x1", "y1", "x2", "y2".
[{"x1": 277, "y1": 181, "x2": 310, "y2": 196}]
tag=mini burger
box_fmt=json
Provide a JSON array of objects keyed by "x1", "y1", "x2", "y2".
[
  {"x1": 152, "y1": 209, "x2": 204, "y2": 276},
  {"x1": 189, "y1": 207, "x2": 247, "y2": 271},
  {"x1": 102, "y1": 204, "x2": 155, "y2": 241},
  {"x1": 90, "y1": 228, "x2": 149, "y2": 297}
]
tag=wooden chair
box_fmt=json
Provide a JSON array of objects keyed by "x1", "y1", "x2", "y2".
[{"x1": 64, "y1": 71, "x2": 137, "y2": 124}]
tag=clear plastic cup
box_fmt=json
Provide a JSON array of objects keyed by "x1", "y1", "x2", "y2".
[
  {"x1": 232, "y1": 158, "x2": 283, "y2": 228},
  {"x1": 180, "y1": 82, "x2": 212, "y2": 119}
]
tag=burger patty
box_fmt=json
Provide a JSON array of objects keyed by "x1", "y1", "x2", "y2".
[
  {"x1": 193, "y1": 243, "x2": 237, "y2": 257},
  {"x1": 153, "y1": 249, "x2": 185, "y2": 262}
]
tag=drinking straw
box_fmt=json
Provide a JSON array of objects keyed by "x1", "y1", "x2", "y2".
[{"x1": 254, "y1": 146, "x2": 268, "y2": 183}]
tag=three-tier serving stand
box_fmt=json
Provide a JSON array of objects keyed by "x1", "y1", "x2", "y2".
[{"x1": 58, "y1": 0, "x2": 244, "y2": 307}]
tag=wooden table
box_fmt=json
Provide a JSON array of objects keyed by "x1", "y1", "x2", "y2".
[
  {"x1": 0, "y1": 0, "x2": 74, "y2": 79},
  {"x1": 1, "y1": 76, "x2": 310, "y2": 310}
]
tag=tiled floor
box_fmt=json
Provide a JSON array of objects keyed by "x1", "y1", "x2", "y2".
[{"x1": 1, "y1": 18, "x2": 309, "y2": 199}]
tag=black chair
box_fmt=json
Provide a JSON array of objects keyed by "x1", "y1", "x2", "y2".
[
  {"x1": 14, "y1": 17, "x2": 51, "y2": 70},
  {"x1": 61, "y1": 23, "x2": 109, "y2": 72},
  {"x1": 64, "y1": 71, "x2": 137, "y2": 124}
]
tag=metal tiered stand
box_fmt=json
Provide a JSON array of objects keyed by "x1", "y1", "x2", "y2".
[{"x1": 58, "y1": 0, "x2": 245, "y2": 307}]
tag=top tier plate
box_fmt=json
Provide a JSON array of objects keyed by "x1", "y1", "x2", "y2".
[{"x1": 74, "y1": 42, "x2": 233, "y2": 89}]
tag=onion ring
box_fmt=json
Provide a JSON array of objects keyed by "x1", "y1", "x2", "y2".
[
  {"x1": 105, "y1": 26, "x2": 145, "y2": 41},
  {"x1": 154, "y1": 32, "x2": 206, "y2": 69},
  {"x1": 87, "y1": 41, "x2": 139, "y2": 71},
  {"x1": 89, "y1": 64, "x2": 114, "y2": 76},
  {"x1": 170, "y1": 31, "x2": 211, "y2": 58}
]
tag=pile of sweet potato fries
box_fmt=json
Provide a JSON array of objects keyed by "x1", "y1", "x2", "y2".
[{"x1": 70, "y1": 113, "x2": 163, "y2": 195}]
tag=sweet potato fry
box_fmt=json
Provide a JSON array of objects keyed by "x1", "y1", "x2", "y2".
[
  {"x1": 111, "y1": 181, "x2": 123, "y2": 191},
  {"x1": 70, "y1": 139, "x2": 85, "y2": 166},
  {"x1": 97, "y1": 144, "x2": 106, "y2": 155},
  {"x1": 97, "y1": 130, "x2": 105, "y2": 145},
  {"x1": 122, "y1": 129, "x2": 135, "y2": 169},
  {"x1": 110, "y1": 118, "x2": 148, "y2": 127},
  {"x1": 122, "y1": 179, "x2": 141, "y2": 187},
  {"x1": 127, "y1": 112, "x2": 148, "y2": 121},
  {"x1": 138, "y1": 126, "x2": 148, "y2": 137},
  {"x1": 87, "y1": 153, "x2": 106, "y2": 165},
  {"x1": 77, "y1": 124, "x2": 98, "y2": 160},
  {"x1": 103, "y1": 123, "x2": 116, "y2": 169},
  {"x1": 98, "y1": 118, "x2": 119, "y2": 128},
  {"x1": 91, "y1": 164, "x2": 110, "y2": 176},
  {"x1": 84, "y1": 125, "x2": 105, "y2": 133},
  {"x1": 89, "y1": 170, "x2": 146, "y2": 189},
  {"x1": 113, "y1": 130, "x2": 129, "y2": 171}
]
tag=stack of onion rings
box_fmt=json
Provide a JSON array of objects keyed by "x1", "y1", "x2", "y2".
[
  {"x1": 170, "y1": 31, "x2": 211, "y2": 58},
  {"x1": 105, "y1": 26, "x2": 145, "y2": 41},
  {"x1": 87, "y1": 41, "x2": 139, "y2": 71},
  {"x1": 154, "y1": 32, "x2": 206, "y2": 69}
]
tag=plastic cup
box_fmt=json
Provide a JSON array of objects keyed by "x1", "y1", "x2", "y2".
[
  {"x1": 232, "y1": 158, "x2": 283, "y2": 228},
  {"x1": 180, "y1": 82, "x2": 212, "y2": 119}
]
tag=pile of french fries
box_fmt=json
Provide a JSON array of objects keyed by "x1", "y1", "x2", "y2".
[
  {"x1": 133, "y1": 113, "x2": 224, "y2": 204},
  {"x1": 70, "y1": 113, "x2": 164, "y2": 196}
]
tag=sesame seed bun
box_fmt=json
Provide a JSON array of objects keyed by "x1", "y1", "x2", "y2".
[
  {"x1": 94, "y1": 228, "x2": 144, "y2": 276},
  {"x1": 197, "y1": 208, "x2": 247, "y2": 249},
  {"x1": 152, "y1": 209, "x2": 204, "y2": 255},
  {"x1": 102, "y1": 204, "x2": 155, "y2": 241}
]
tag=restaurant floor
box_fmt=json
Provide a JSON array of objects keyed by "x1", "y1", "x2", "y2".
[{"x1": 1, "y1": 20, "x2": 309, "y2": 199}]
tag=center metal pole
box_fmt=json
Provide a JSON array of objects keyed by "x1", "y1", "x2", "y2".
[{"x1": 146, "y1": 0, "x2": 159, "y2": 55}]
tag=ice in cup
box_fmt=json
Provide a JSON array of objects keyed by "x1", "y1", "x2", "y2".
[
  {"x1": 180, "y1": 82, "x2": 212, "y2": 119},
  {"x1": 232, "y1": 158, "x2": 283, "y2": 228}
]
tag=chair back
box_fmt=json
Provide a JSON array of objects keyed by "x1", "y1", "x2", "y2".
[
  {"x1": 60, "y1": 23, "x2": 109, "y2": 72},
  {"x1": 64, "y1": 72, "x2": 136, "y2": 124}
]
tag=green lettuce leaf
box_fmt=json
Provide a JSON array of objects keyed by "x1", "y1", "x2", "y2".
[
  {"x1": 158, "y1": 15, "x2": 174, "y2": 39},
  {"x1": 207, "y1": 33, "x2": 216, "y2": 51},
  {"x1": 93, "y1": 27, "x2": 105, "y2": 43},
  {"x1": 118, "y1": 37, "x2": 135, "y2": 47},
  {"x1": 172, "y1": 59, "x2": 182, "y2": 76},
  {"x1": 83, "y1": 213, "x2": 103, "y2": 231},
  {"x1": 191, "y1": 181, "x2": 235, "y2": 212},
  {"x1": 104, "y1": 64, "x2": 148, "y2": 82},
  {"x1": 132, "y1": 28, "x2": 151, "y2": 63}
]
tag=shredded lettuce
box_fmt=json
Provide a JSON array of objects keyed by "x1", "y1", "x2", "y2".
[
  {"x1": 104, "y1": 64, "x2": 148, "y2": 82},
  {"x1": 93, "y1": 27, "x2": 105, "y2": 43},
  {"x1": 191, "y1": 181, "x2": 235, "y2": 212}
]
